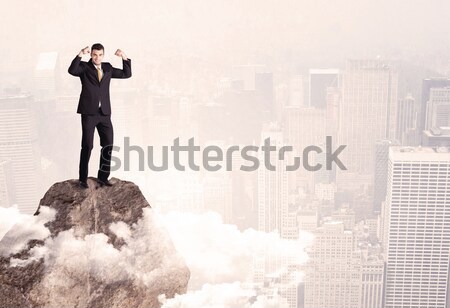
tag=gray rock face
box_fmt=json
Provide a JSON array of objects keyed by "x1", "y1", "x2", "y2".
[{"x1": 0, "y1": 177, "x2": 190, "y2": 308}]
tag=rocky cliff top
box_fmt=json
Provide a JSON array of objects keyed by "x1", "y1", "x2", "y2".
[{"x1": 0, "y1": 177, "x2": 190, "y2": 308}]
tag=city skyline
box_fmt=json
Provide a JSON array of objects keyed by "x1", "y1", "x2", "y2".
[{"x1": 1, "y1": 1, "x2": 450, "y2": 307}]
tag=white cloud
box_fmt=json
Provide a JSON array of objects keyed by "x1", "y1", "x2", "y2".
[
  {"x1": 158, "y1": 281, "x2": 290, "y2": 308},
  {"x1": 0, "y1": 205, "x2": 56, "y2": 257},
  {"x1": 157, "y1": 210, "x2": 313, "y2": 288},
  {"x1": 0, "y1": 206, "x2": 313, "y2": 306}
]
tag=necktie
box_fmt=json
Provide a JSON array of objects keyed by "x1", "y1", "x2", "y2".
[{"x1": 97, "y1": 66, "x2": 102, "y2": 81}]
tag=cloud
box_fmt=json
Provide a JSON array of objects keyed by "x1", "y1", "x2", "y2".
[
  {"x1": 0, "y1": 206, "x2": 313, "y2": 306},
  {"x1": 2, "y1": 207, "x2": 186, "y2": 288},
  {"x1": 158, "y1": 281, "x2": 290, "y2": 308},
  {"x1": 0, "y1": 205, "x2": 56, "y2": 257},
  {"x1": 157, "y1": 210, "x2": 313, "y2": 288}
]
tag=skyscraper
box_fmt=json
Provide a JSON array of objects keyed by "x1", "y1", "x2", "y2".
[
  {"x1": 309, "y1": 69, "x2": 340, "y2": 109},
  {"x1": 361, "y1": 259, "x2": 384, "y2": 308},
  {"x1": 373, "y1": 139, "x2": 395, "y2": 213},
  {"x1": 383, "y1": 146, "x2": 450, "y2": 308},
  {"x1": 304, "y1": 221, "x2": 361, "y2": 308},
  {"x1": 283, "y1": 106, "x2": 326, "y2": 192},
  {"x1": 397, "y1": 94, "x2": 417, "y2": 145},
  {"x1": 257, "y1": 122, "x2": 289, "y2": 235},
  {"x1": 0, "y1": 92, "x2": 42, "y2": 213},
  {"x1": 337, "y1": 59, "x2": 398, "y2": 186},
  {"x1": 419, "y1": 78, "x2": 450, "y2": 136},
  {"x1": 33, "y1": 51, "x2": 58, "y2": 101},
  {"x1": 256, "y1": 122, "x2": 298, "y2": 307},
  {"x1": 0, "y1": 159, "x2": 15, "y2": 208},
  {"x1": 425, "y1": 87, "x2": 450, "y2": 130}
]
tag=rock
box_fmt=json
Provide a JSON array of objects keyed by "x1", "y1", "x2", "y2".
[{"x1": 0, "y1": 177, "x2": 190, "y2": 308}]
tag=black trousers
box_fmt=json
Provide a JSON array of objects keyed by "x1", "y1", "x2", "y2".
[{"x1": 79, "y1": 108, "x2": 114, "y2": 182}]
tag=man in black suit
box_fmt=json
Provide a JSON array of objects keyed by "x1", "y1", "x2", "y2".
[{"x1": 68, "y1": 43, "x2": 132, "y2": 188}]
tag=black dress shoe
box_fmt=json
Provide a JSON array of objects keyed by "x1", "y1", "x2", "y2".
[
  {"x1": 97, "y1": 178, "x2": 113, "y2": 187},
  {"x1": 79, "y1": 180, "x2": 89, "y2": 189}
]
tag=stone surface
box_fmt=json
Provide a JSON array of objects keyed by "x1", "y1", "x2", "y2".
[{"x1": 0, "y1": 177, "x2": 190, "y2": 308}]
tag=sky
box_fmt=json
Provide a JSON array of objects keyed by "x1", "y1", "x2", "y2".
[{"x1": 1, "y1": 0, "x2": 450, "y2": 69}]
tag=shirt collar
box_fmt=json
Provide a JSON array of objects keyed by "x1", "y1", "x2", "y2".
[{"x1": 92, "y1": 61, "x2": 102, "y2": 70}]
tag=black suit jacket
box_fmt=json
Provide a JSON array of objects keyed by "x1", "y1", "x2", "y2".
[{"x1": 68, "y1": 55, "x2": 132, "y2": 115}]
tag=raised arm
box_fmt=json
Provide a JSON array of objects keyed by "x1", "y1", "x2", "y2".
[
  {"x1": 111, "y1": 49, "x2": 132, "y2": 79},
  {"x1": 68, "y1": 46, "x2": 89, "y2": 76}
]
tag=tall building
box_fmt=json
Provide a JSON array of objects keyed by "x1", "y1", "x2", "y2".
[
  {"x1": 361, "y1": 259, "x2": 384, "y2": 308},
  {"x1": 383, "y1": 146, "x2": 450, "y2": 308},
  {"x1": 397, "y1": 94, "x2": 417, "y2": 145},
  {"x1": 309, "y1": 69, "x2": 340, "y2": 109},
  {"x1": 0, "y1": 159, "x2": 15, "y2": 208},
  {"x1": 337, "y1": 59, "x2": 398, "y2": 186},
  {"x1": 33, "y1": 51, "x2": 58, "y2": 101},
  {"x1": 304, "y1": 221, "x2": 361, "y2": 308},
  {"x1": 283, "y1": 106, "x2": 326, "y2": 192},
  {"x1": 256, "y1": 122, "x2": 298, "y2": 307},
  {"x1": 373, "y1": 139, "x2": 395, "y2": 213},
  {"x1": 325, "y1": 86, "x2": 340, "y2": 141},
  {"x1": 257, "y1": 122, "x2": 289, "y2": 236},
  {"x1": 425, "y1": 87, "x2": 450, "y2": 130},
  {"x1": 0, "y1": 92, "x2": 42, "y2": 214},
  {"x1": 419, "y1": 78, "x2": 450, "y2": 136}
]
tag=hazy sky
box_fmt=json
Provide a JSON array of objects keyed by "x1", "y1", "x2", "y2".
[{"x1": 1, "y1": 0, "x2": 450, "y2": 66}]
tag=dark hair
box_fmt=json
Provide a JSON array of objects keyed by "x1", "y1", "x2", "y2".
[{"x1": 91, "y1": 43, "x2": 104, "y2": 52}]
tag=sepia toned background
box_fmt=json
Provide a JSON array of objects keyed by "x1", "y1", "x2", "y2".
[{"x1": 1, "y1": 0, "x2": 450, "y2": 307}]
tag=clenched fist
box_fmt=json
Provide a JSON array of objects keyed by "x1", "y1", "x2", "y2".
[
  {"x1": 78, "y1": 46, "x2": 90, "y2": 57},
  {"x1": 115, "y1": 49, "x2": 128, "y2": 60}
]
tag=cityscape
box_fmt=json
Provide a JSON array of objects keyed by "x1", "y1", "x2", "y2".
[{"x1": 1, "y1": 1, "x2": 450, "y2": 307}]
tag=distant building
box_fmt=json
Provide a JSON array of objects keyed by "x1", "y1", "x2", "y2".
[
  {"x1": 304, "y1": 221, "x2": 361, "y2": 308},
  {"x1": 258, "y1": 122, "x2": 289, "y2": 236},
  {"x1": 309, "y1": 69, "x2": 339, "y2": 109},
  {"x1": 0, "y1": 159, "x2": 15, "y2": 208},
  {"x1": 425, "y1": 87, "x2": 450, "y2": 130},
  {"x1": 397, "y1": 94, "x2": 417, "y2": 145},
  {"x1": 337, "y1": 59, "x2": 398, "y2": 187},
  {"x1": 0, "y1": 92, "x2": 42, "y2": 213},
  {"x1": 33, "y1": 51, "x2": 58, "y2": 100},
  {"x1": 422, "y1": 126, "x2": 450, "y2": 146},
  {"x1": 373, "y1": 139, "x2": 397, "y2": 213},
  {"x1": 297, "y1": 210, "x2": 318, "y2": 232},
  {"x1": 361, "y1": 259, "x2": 384, "y2": 308},
  {"x1": 419, "y1": 78, "x2": 450, "y2": 137}
]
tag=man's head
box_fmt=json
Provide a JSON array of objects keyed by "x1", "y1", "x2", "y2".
[{"x1": 91, "y1": 43, "x2": 104, "y2": 65}]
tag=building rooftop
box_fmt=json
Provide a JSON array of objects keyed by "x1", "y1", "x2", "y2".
[
  {"x1": 424, "y1": 127, "x2": 450, "y2": 136},
  {"x1": 390, "y1": 146, "x2": 450, "y2": 161}
]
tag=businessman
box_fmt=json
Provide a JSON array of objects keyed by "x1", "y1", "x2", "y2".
[{"x1": 68, "y1": 43, "x2": 132, "y2": 188}]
